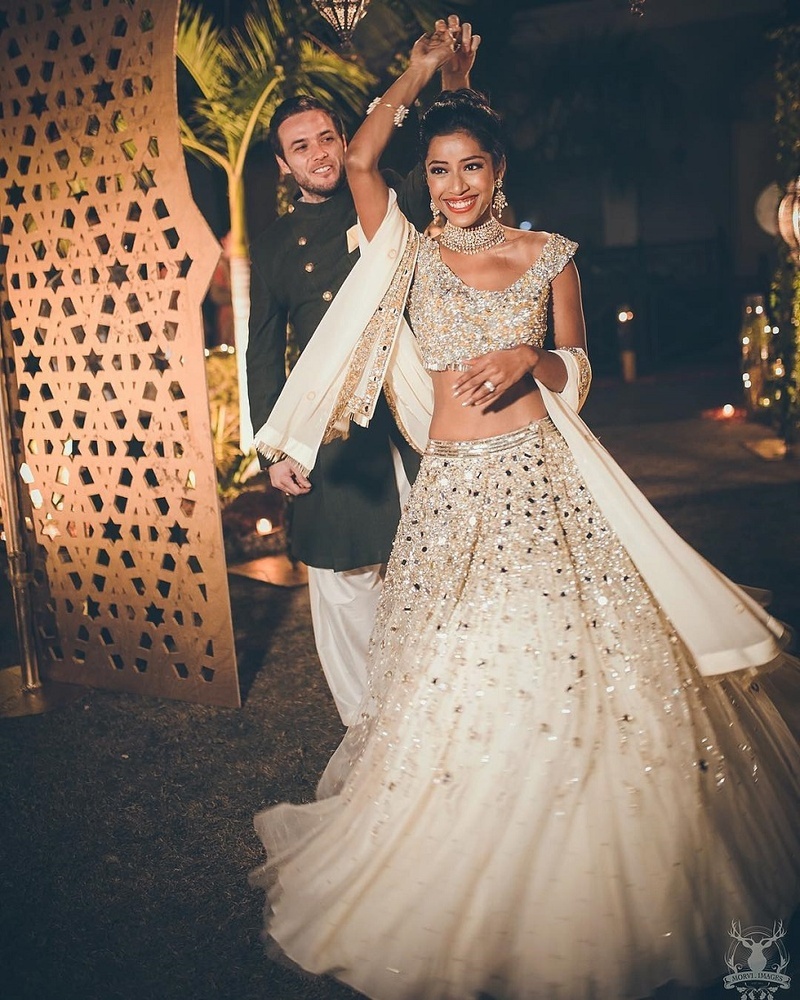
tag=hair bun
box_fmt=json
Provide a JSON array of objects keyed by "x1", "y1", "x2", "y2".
[
  {"x1": 419, "y1": 89, "x2": 506, "y2": 168},
  {"x1": 430, "y1": 88, "x2": 491, "y2": 112}
]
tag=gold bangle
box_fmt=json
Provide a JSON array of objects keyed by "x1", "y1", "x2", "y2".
[{"x1": 366, "y1": 97, "x2": 409, "y2": 128}]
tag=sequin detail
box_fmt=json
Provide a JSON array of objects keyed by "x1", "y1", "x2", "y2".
[
  {"x1": 560, "y1": 345, "x2": 592, "y2": 407},
  {"x1": 253, "y1": 418, "x2": 800, "y2": 1000},
  {"x1": 407, "y1": 232, "x2": 578, "y2": 371}
]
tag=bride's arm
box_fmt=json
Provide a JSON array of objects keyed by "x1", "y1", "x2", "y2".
[
  {"x1": 531, "y1": 261, "x2": 588, "y2": 391},
  {"x1": 453, "y1": 261, "x2": 588, "y2": 407},
  {"x1": 345, "y1": 20, "x2": 476, "y2": 240}
]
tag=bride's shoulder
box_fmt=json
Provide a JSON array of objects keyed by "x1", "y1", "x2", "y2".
[
  {"x1": 505, "y1": 228, "x2": 551, "y2": 248},
  {"x1": 502, "y1": 228, "x2": 552, "y2": 266}
]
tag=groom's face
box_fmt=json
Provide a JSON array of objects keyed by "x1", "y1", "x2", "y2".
[{"x1": 275, "y1": 110, "x2": 347, "y2": 204}]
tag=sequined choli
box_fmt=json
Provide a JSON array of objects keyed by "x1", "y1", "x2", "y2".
[{"x1": 407, "y1": 231, "x2": 579, "y2": 371}]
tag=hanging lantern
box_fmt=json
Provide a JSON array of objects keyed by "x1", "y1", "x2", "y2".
[
  {"x1": 311, "y1": 0, "x2": 371, "y2": 46},
  {"x1": 778, "y1": 177, "x2": 800, "y2": 264}
]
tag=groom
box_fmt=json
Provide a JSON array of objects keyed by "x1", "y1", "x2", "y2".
[{"x1": 247, "y1": 22, "x2": 476, "y2": 725}]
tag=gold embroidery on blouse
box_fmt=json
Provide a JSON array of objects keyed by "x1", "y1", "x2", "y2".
[{"x1": 407, "y1": 232, "x2": 579, "y2": 371}]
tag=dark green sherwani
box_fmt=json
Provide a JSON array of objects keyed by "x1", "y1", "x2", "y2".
[{"x1": 247, "y1": 170, "x2": 429, "y2": 571}]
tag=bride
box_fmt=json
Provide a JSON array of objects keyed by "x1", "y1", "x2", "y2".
[{"x1": 250, "y1": 17, "x2": 800, "y2": 1000}]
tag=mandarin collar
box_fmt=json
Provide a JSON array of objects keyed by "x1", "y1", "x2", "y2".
[{"x1": 289, "y1": 184, "x2": 353, "y2": 216}]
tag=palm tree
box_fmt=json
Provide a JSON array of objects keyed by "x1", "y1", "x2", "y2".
[{"x1": 177, "y1": 0, "x2": 374, "y2": 448}]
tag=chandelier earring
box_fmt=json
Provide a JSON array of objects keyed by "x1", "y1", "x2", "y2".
[
  {"x1": 493, "y1": 178, "x2": 508, "y2": 216},
  {"x1": 430, "y1": 198, "x2": 439, "y2": 220}
]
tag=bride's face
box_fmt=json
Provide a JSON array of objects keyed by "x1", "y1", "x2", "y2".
[{"x1": 425, "y1": 130, "x2": 500, "y2": 228}]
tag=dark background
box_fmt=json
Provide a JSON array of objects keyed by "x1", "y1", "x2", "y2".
[
  {"x1": 191, "y1": 0, "x2": 788, "y2": 377},
  {"x1": 3, "y1": 5, "x2": 800, "y2": 998}
]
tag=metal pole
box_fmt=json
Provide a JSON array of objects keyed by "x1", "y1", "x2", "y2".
[{"x1": 0, "y1": 327, "x2": 83, "y2": 716}]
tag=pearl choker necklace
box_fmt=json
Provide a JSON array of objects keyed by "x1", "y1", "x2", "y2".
[{"x1": 438, "y1": 216, "x2": 506, "y2": 255}]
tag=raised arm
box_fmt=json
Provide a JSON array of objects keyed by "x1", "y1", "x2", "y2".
[
  {"x1": 345, "y1": 18, "x2": 480, "y2": 240},
  {"x1": 395, "y1": 24, "x2": 478, "y2": 231}
]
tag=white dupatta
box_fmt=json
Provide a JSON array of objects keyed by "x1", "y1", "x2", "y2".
[
  {"x1": 254, "y1": 195, "x2": 785, "y2": 677},
  {"x1": 253, "y1": 190, "x2": 431, "y2": 476},
  {"x1": 540, "y1": 363, "x2": 784, "y2": 676}
]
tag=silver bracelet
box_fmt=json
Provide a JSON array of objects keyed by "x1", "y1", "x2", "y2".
[{"x1": 366, "y1": 97, "x2": 409, "y2": 128}]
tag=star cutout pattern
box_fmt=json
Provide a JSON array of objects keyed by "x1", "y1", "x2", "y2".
[
  {"x1": 28, "y1": 90, "x2": 49, "y2": 118},
  {"x1": 124, "y1": 435, "x2": 146, "y2": 460},
  {"x1": 101, "y1": 518, "x2": 122, "y2": 542},
  {"x1": 0, "y1": 3, "x2": 237, "y2": 705},
  {"x1": 144, "y1": 603, "x2": 165, "y2": 627},
  {"x1": 66, "y1": 174, "x2": 89, "y2": 202},
  {"x1": 5, "y1": 181, "x2": 25, "y2": 209},
  {"x1": 22, "y1": 351, "x2": 41, "y2": 375},
  {"x1": 133, "y1": 164, "x2": 155, "y2": 192},
  {"x1": 61, "y1": 436, "x2": 80, "y2": 457},
  {"x1": 107, "y1": 259, "x2": 128, "y2": 287},
  {"x1": 149, "y1": 347, "x2": 170, "y2": 373},
  {"x1": 84, "y1": 596, "x2": 101, "y2": 619},
  {"x1": 92, "y1": 78, "x2": 114, "y2": 107},
  {"x1": 168, "y1": 523, "x2": 189, "y2": 547},
  {"x1": 83, "y1": 348, "x2": 103, "y2": 374},
  {"x1": 43, "y1": 264, "x2": 64, "y2": 290}
]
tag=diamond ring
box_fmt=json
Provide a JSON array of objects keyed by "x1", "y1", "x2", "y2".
[{"x1": 483, "y1": 379, "x2": 496, "y2": 393}]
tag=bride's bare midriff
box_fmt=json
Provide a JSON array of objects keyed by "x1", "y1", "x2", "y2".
[{"x1": 427, "y1": 371, "x2": 548, "y2": 441}]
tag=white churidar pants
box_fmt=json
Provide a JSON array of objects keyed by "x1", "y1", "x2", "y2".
[{"x1": 307, "y1": 441, "x2": 411, "y2": 726}]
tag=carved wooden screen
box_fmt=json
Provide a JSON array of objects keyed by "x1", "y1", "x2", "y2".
[{"x1": 0, "y1": 0, "x2": 240, "y2": 707}]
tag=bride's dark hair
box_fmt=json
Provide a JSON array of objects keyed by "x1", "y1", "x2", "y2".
[{"x1": 418, "y1": 89, "x2": 506, "y2": 168}]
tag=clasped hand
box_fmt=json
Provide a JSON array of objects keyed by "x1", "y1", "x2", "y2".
[
  {"x1": 452, "y1": 345, "x2": 540, "y2": 410},
  {"x1": 412, "y1": 16, "x2": 479, "y2": 78},
  {"x1": 269, "y1": 458, "x2": 311, "y2": 496}
]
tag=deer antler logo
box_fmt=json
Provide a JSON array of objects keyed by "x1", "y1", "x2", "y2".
[{"x1": 724, "y1": 920, "x2": 792, "y2": 995}]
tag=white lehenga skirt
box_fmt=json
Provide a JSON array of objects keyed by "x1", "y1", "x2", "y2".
[{"x1": 251, "y1": 418, "x2": 800, "y2": 1000}]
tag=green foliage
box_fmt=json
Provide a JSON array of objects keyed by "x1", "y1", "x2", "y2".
[
  {"x1": 205, "y1": 347, "x2": 258, "y2": 502},
  {"x1": 178, "y1": 0, "x2": 446, "y2": 466},
  {"x1": 773, "y1": 23, "x2": 800, "y2": 186},
  {"x1": 177, "y1": 0, "x2": 444, "y2": 172},
  {"x1": 177, "y1": 0, "x2": 375, "y2": 180},
  {"x1": 769, "y1": 22, "x2": 800, "y2": 449}
]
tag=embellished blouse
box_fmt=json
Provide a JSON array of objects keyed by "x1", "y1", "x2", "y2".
[
  {"x1": 255, "y1": 190, "x2": 782, "y2": 677},
  {"x1": 406, "y1": 231, "x2": 579, "y2": 372}
]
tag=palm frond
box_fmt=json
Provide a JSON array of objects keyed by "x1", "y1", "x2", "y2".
[
  {"x1": 176, "y1": 1, "x2": 231, "y2": 100},
  {"x1": 179, "y1": 115, "x2": 232, "y2": 172},
  {"x1": 222, "y1": 0, "x2": 284, "y2": 80},
  {"x1": 285, "y1": 40, "x2": 374, "y2": 114},
  {"x1": 189, "y1": 99, "x2": 250, "y2": 157},
  {"x1": 178, "y1": 0, "x2": 378, "y2": 196}
]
